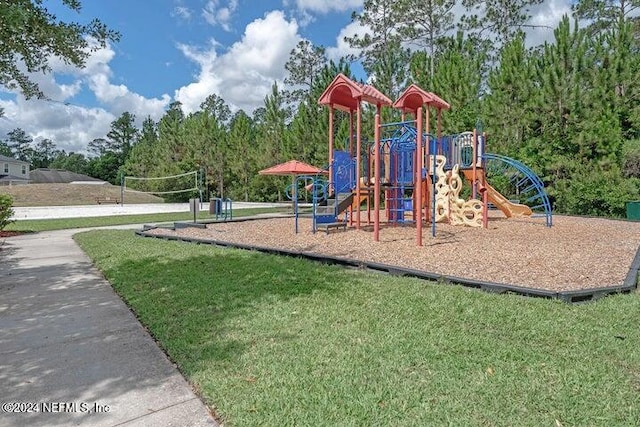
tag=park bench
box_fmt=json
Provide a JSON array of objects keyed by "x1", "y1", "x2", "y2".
[
  {"x1": 316, "y1": 222, "x2": 348, "y2": 235},
  {"x1": 96, "y1": 197, "x2": 119, "y2": 205}
]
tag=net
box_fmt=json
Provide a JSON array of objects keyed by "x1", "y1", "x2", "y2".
[{"x1": 123, "y1": 170, "x2": 198, "y2": 195}]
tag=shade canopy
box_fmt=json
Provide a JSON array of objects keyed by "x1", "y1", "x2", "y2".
[
  {"x1": 393, "y1": 84, "x2": 451, "y2": 112},
  {"x1": 258, "y1": 160, "x2": 326, "y2": 176},
  {"x1": 318, "y1": 73, "x2": 392, "y2": 112}
]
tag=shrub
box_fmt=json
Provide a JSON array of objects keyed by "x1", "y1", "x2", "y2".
[
  {"x1": 0, "y1": 193, "x2": 15, "y2": 231},
  {"x1": 552, "y1": 167, "x2": 639, "y2": 218},
  {"x1": 623, "y1": 150, "x2": 640, "y2": 178}
]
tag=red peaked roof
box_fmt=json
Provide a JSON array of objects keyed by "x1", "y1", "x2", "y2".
[
  {"x1": 318, "y1": 73, "x2": 392, "y2": 112},
  {"x1": 258, "y1": 160, "x2": 326, "y2": 176},
  {"x1": 393, "y1": 84, "x2": 450, "y2": 111}
]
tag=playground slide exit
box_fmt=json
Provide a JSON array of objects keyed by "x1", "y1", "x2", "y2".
[{"x1": 462, "y1": 170, "x2": 532, "y2": 218}]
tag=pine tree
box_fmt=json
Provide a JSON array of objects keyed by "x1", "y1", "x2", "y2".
[
  {"x1": 531, "y1": 16, "x2": 587, "y2": 163},
  {"x1": 262, "y1": 82, "x2": 289, "y2": 166},
  {"x1": 5, "y1": 128, "x2": 33, "y2": 162},
  {"x1": 411, "y1": 33, "x2": 487, "y2": 133},
  {"x1": 88, "y1": 138, "x2": 108, "y2": 157},
  {"x1": 484, "y1": 32, "x2": 535, "y2": 156},
  {"x1": 200, "y1": 94, "x2": 231, "y2": 124},
  {"x1": 123, "y1": 116, "x2": 158, "y2": 185},
  {"x1": 572, "y1": 0, "x2": 640, "y2": 36},
  {"x1": 227, "y1": 110, "x2": 256, "y2": 201},
  {"x1": 284, "y1": 40, "x2": 327, "y2": 104},
  {"x1": 198, "y1": 96, "x2": 230, "y2": 198},
  {"x1": 286, "y1": 101, "x2": 315, "y2": 163},
  {"x1": 157, "y1": 101, "x2": 185, "y2": 165},
  {"x1": 107, "y1": 111, "x2": 138, "y2": 166},
  {"x1": 49, "y1": 152, "x2": 90, "y2": 175},
  {"x1": 461, "y1": 0, "x2": 546, "y2": 45},
  {"x1": 607, "y1": 20, "x2": 640, "y2": 140},
  {"x1": 345, "y1": 0, "x2": 410, "y2": 99},
  {"x1": 31, "y1": 138, "x2": 58, "y2": 168},
  {"x1": 396, "y1": 0, "x2": 455, "y2": 79},
  {"x1": 258, "y1": 83, "x2": 289, "y2": 200}
]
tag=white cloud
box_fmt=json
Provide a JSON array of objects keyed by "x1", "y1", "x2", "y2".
[
  {"x1": 171, "y1": 0, "x2": 193, "y2": 21},
  {"x1": 9, "y1": 41, "x2": 171, "y2": 120},
  {"x1": 86, "y1": 71, "x2": 171, "y2": 120},
  {"x1": 175, "y1": 10, "x2": 300, "y2": 113},
  {"x1": 295, "y1": 9, "x2": 315, "y2": 27},
  {"x1": 65, "y1": 43, "x2": 170, "y2": 122},
  {"x1": 0, "y1": 43, "x2": 171, "y2": 153},
  {"x1": 295, "y1": 0, "x2": 362, "y2": 14},
  {"x1": 326, "y1": 21, "x2": 366, "y2": 61},
  {"x1": 172, "y1": 6, "x2": 193, "y2": 21},
  {"x1": 173, "y1": 41, "x2": 224, "y2": 113},
  {"x1": 202, "y1": 0, "x2": 238, "y2": 32},
  {"x1": 28, "y1": 73, "x2": 83, "y2": 103},
  {"x1": 526, "y1": 0, "x2": 572, "y2": 46},
  {"x1": 0, "y1": 98, "x2": 115, "y2": 154}
]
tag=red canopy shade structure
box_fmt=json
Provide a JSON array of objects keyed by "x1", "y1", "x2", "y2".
[
  {"x1": 317, "y1": 73, "x2": 392, "y2": 111},
  {"x1": 258, "y1": 160, "x2": 325, "y2": 176},
  {"x1": 393, "y1": 84, "x2": 451, "y2": 112},
  {"x1": 259, "y1": 160, "x2": 326, "y2": 234}
]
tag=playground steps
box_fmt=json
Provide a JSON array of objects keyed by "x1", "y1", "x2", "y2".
[
  {"x1": 315, "y1": 192, "x2": 355, "y2": 225},
  {"x1": 316, "y1": 221, "x2": 348, "y2": 234},
  {"x1": 315, "y1": 192, "x2": 354, "y2": 216}
]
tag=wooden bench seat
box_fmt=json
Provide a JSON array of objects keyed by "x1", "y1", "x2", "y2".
[
  {"x1": 316, "y1": 222, "x2": 347, "y2": 234},
  {"x1": 96, "y1": 197, "x2": 119, "y2": 204}
]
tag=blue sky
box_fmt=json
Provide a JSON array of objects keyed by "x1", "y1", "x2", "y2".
[
  {"x1": 0, "y1": 0, "x2": 571, "y2": 153},
  {"x1": 48, "y1": 0, "x2": 355, "y2": 105}
]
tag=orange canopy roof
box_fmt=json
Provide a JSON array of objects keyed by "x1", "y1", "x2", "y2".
[
  {"x1": 393, "y1": 84, "x2": 450, "y2": 111},
  {"x1": 318, "y1": 73, "x2": 392, "y2": 112},
  {"x1": 258, "y1": 160, "x2": 326, "y2": 176}
]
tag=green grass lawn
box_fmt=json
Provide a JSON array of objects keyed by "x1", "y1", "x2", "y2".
[
  {"x1": 75, "y1": 230, "x2": 640, "y2": 426},
  {"x1": 5, "y1": 208, "x2": 284, "y2": 232}
]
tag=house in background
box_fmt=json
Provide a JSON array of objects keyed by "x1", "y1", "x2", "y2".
[
  {"x1": 0, "y1": 154, "x2": 30, "y2": 185},
  {"x1": 29, "y1": 168, "x2": 105, "y2": 185}
]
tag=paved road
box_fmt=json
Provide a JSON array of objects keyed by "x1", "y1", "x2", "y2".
[
  {"x1": 12, "y1": 202, "x2": 286, "y2": 220},
  {"x1": 0, "y1": 227, "x2": 219, "y2": 427}
]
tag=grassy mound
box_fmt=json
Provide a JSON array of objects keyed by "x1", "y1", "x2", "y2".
[{"x1": 1, "y1": 183, "x2": 163, "y2": 206}]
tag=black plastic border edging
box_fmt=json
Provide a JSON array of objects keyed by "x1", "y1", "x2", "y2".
[
  {"x1": 624, "y1": 245, "x2": 640, "y2": 289},
  {"x1": 140, "y1": 213, "x2": 294, "y2": 231},
  {"x1": 134, "y1": 227, "x2": 640, "y2": 304}
]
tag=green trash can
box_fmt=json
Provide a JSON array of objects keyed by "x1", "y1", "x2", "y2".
[{"x1": 626, "y1": 201, "x2": 640, "y2": 220}]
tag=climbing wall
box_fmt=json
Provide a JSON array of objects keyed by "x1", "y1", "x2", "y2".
[
  {"x1": 448, "y1": 165, "x2": 483, "y2": 227},
  {"x1": 431, "y1": 155, "x2": 450, "y2": 222},
  {"x1": 430, "y1": 156, "x2": 483, "y2": 228}
]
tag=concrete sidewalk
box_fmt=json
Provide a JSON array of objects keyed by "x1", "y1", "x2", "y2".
[
  {"x1": 11, "y1": 201, "x2": 288, "y2": 220},
  {"x1": 0, "y1": 228, "x2": 218, "y2": 426}
]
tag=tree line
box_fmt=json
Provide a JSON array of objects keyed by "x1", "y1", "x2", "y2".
[{"x1": 2, "y1": 0, "x2": 639, "y2": 217}]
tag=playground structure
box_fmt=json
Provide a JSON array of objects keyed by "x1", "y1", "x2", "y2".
[{"x1": 308, "y1": 74, "x2": 552, "y2": 245}]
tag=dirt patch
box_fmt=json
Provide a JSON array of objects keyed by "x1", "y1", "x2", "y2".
[
  {"x1": 0, "y1": 230, "x2": 27, "y2": 238},
  {"x1": 145, "y1": 213, "x2": 640, "y2": 293}
]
